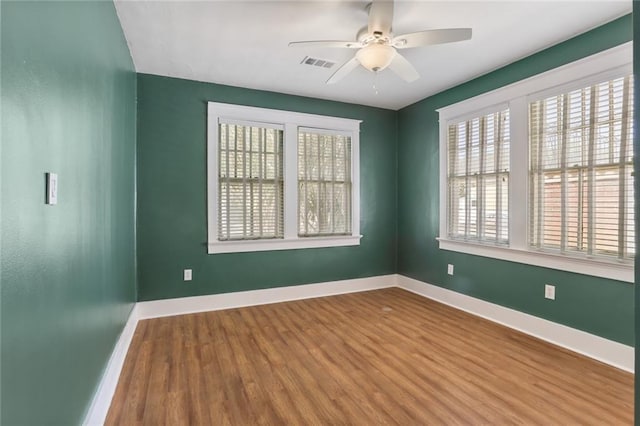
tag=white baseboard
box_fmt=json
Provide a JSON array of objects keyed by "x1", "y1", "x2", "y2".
[
  {"x1": 396, "y1": 274, "x2": 634, "y2": 373},
  {"x1": 83, "y1": 305, "x2": 140, "y2": 426},
  {"x1": 83, "y1": 272, "x2": 633, "y2": 424},
  {"x1": 136, "y1": 274, "x2": 397, "y2": 319}
]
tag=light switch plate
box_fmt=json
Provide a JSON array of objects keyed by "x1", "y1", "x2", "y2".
[{"x1": 46, "y1": 172, "x2": 58, "y2": 205}]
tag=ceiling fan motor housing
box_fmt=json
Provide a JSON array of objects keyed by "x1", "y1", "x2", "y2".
[{"x1": 357, "y1": 27, "x2": 392, "y2": 46}]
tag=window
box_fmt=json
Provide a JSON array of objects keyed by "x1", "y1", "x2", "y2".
[
  {"x1": 207, "y1": 102, "x2": 361, "y2": 254},
  {"x1": 447, "y1": 110, "x2": 510, "y2": 244},
  {"x1": 218, "y1": 122, "x2": 284, "y2": 241},
  {"x1": 529, "y1": 77, "x2": 634, "y2": 260},
  {"x1": 438, "y1": 42, "x2": 633, "y2": 282},
  {"x1": 298, "y1": 130, "x2": 352, "y2": 237}
]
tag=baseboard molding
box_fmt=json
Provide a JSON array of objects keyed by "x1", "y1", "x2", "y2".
[
  {"x1": 396, "y1": 274, "x2": 634, "y2": 373},
  {"x1": 136, "y1": 274, "x2": 397, "y2": 319},
  {"x1": 83, "y1": 305, "x2": 140, "y2": 426}
]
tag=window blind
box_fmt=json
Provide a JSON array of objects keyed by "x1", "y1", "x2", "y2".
[
  {"x1": 218, "y1": 122, "x2": 284, "y2": 241},
  {"x1": 529, "y1": 76, "x2": 634, "y2": 260},
  {"x1": 447, "y1": 110, "x2": 510, "y2": 243},
  {"x1": 298, "y1": 130, "x2": 352, "y2": 237}
]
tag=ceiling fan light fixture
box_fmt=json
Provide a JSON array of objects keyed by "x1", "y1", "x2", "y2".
[{"x1": 356, "y1": 44, "x2": 396, "y2": 72}]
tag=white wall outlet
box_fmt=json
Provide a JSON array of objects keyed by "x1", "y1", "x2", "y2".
[
  {"x1": 183, "y1": 269, "x2": 192, "y2": 281},
  {"x1": 447, "y1": 264, "x2": 454, "y2": 275},
  {"x1": 46, "y1": 172, "x2": 58, "y2": 205},
  {"x1": 545, "y1": 284, "x2": 555, "y2": 300}
]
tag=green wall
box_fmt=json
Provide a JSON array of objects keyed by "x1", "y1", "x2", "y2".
[
  {"x1": 1, "y1": 1, "x2": 137, "y2": 424},
  {"x1": 136, "y1": 74, "x2": 397, "y2": 301},
  {"x1": 0, "y1": 2, "x2": 634, "y2": 422},
  {"x1": 397, "y1": 15, "x2": 634, "y2": 345}
]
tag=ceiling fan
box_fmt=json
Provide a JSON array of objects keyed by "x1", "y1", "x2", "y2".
[{"x1": 289, "y1": 0, "x2": 472, "y2": 84}]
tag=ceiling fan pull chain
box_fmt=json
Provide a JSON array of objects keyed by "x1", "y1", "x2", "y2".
[{"x1": 373, "y1": 72, "x2": 379, "y2": 95}]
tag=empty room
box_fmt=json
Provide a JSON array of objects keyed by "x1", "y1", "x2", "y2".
[{"x1": 2, "y1": 0, "x2": 639, "y2": 424}]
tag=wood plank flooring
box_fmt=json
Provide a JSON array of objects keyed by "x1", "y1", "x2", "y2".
[{"x1": 106, "y1": 288, "x2": 633, "y2": 425}]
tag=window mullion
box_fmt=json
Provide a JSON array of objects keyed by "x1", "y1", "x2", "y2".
[
  {"x1": 284, "y1": 124, "x2": 298, "y2": 240},
  {"x1": 508, "y1": 97, "x2": 527, "y2": 250},
  {"x1": 317, "y1": 133, "x2": 322, "y2": 233},
  {"x1": 618, "y1": 76, "x2": 631, "y2": 258},
  {"x1": 343, "y1": 135, "x2": 348, "y2": 233},
  {"x1": 465, "y1": 121, "x2": 472, "y2": 238},
  {"x1": 345, "y1": 133, "x2": 352, "y2": 234},
  {"x1": 258, "y1": 128, "x2": 263, "y2": 238},
  {"x1": 227, "y1": 126, "x2": 233, "y2": 240},
  {"x1": 495, "y1": 113, "x2": 502, "y2": 243},
  {"x1": 241, "y1": 127, "x2": 247, "y2": 238},
  {"x1": 303, "y1": 133, "x2": 308, "y2": 236},
  {"x1": 331, "y1": 135, "x2": 336, "y2": 235}
]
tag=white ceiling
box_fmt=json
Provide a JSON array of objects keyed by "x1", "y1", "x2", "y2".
[{"x1": 114, "y1": 1, "x2": 631, "y2": 110}]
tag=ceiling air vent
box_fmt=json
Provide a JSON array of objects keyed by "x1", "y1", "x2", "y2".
[{"x1": 301, "y1": 56, "x2": 335, "y2": 69}]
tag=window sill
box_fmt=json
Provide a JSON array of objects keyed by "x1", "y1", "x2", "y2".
[
  {"x1": 437, "y1": 237, "x2": 633, "y2": 283},
  {"x1": 208, "y1": 235, "x2": 362, "y2": 254}
]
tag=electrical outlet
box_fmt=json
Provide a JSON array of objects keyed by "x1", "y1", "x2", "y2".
[
  {"x1": 544, "y1": 284, "x2": 555, "y2": 300},
  {"x1": 447, "y1": 264, "x2": 454, "y2": 275},
  {"x1": 183, "y1": 269, "x2": 192, "y2": 281}
]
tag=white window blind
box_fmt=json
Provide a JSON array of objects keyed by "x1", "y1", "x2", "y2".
[
  {"x1": 447, "y1": 110, "x2": 510, "y2": 243},
  {"x1": 218, "y1": 121, "x2": 284, "y2": 241},
  {"x1": 298, "y1": 130, "x2": 352, "y2": 237},
  {"x1": 529, "y1": 75, "x2": 634, "y2": 260}
]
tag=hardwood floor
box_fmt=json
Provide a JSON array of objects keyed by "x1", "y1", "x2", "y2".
[{"x1": 106, "y1": 288, "x2": 633, "y2": 425}]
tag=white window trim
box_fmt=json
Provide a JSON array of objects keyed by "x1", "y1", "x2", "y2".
[
  {"x1": 437, "y1": 42, "x2": 633, "y2": 283},
  {"x1": 207, "y1": 102, "x2": 361, "y2": 254}
]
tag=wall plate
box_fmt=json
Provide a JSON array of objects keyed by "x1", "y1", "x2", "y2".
[{"x1": 46, "y1": 172, "x2": 58, "y2": 205}]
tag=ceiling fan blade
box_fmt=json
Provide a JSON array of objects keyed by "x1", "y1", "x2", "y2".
[
  {"x1": 393, "y1": 28, "x2": 472, "y2": 49},
  {"x1": 368, "y1": 0, "x2": 394, "y2": 36},
  {"x1": 288, "y1": 40, "x2": 363, "y2": 49},
  {"x1": 326, "y1": 56, "x2": 360, "y2": 84},
  {"x1": 387, "y1": 52, "x2": 419, "y2": 82}
]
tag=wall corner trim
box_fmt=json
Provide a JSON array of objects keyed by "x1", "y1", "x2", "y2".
[
  {"x1": 83, "y1": 304, "x2": 140, "y2": 425},
  {"x1": 83, "y1": 273, "x2": 632, "y2": 423},
  {"x1": 396, "y1": 274, "x2": 634, "y2": 373}
]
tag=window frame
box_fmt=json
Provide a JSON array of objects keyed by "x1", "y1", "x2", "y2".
[
  {"x1": 217, "y1": 120, "x2": 285, "y2": 241},
  {"x1": 445, "y1": 107, "x2": 511, "y2": 245},
  {"x1": 207, "y1": 102, "x2": 361, "y2": 254},
  {"x1": 527, "y1": 76, "x2": 634, "y2": 260},
  {"x1": 437, "y1": 42, "x2": 633, "y2": 283},
  {"x1": 297, "y1": 127, "x2": 354, "y2": 238}
]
